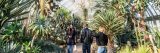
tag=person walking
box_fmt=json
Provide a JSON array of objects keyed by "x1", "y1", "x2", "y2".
[
  {"x1": 95, "y1": 26, "x2": 108, "y2": 53},
  {"x1": 80, "y1": 24, "x2": 93, "y2": 53},
  {"x1": 66, "y1": 24, "x2": 76, "y2": 53}
]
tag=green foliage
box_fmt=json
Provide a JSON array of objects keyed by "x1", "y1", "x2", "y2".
[
  {"x1": 51, "y1": 7, "x2": 82, "y2": 44},
  {"x1": 20, "y1": 42, "x2": 41, "y2": 53},
  {"x1": 71, "y1": 15, "x2": 82, "y2": 30},
  {"x1": 29, "y1": 15, "x2": 51, "y2": 38},
  {"x1": 0, "y1": 41, "x2": 41, "y2": 53},
  {"x1": 152, "y1": 28, "x2": 160, "y2": 48},
  {"x1": 55, "y1": 7, "x2": 71, "y2": 21},
  {"x1": 134, "y1": 45, "x2": 150, "y2": 53},
  {"x1": 118, "y1": 44, "x2": 132, "y2": 53},
  {"x1": 0, "y1": 21, "x2": 40, "y2": 53},
  {"x1": 0, "y1": 0, "x2": 155, "y2": 52},
  {"x1": 1, "y1": 29, "x2": 40, "y2": 53},
  {"x1": 0, "y1": 42, "x2": 21, "y2": 53},
  {"x1": 0, "y1": 0, "x2": 34, "y2": 29},
  {"x1": 28, "y1": 15, "x2": 52, "y2": 47},
  {"x1": 2, "y1": 21, "x2": 23, "y2": 42},
  {"x1": 94, "y1": 9, "x2": 125, "y2": 36},
  {"x1": 118, "y1": 44, "x2": 150, "y2": 53},
  {"x1": 118, "y1": 41, "x2": 150, "y2": 53},
  {"x1": 94, "y1": 8, "x2": 126, "y2": 53},
  {"x1": 51, "y1": 8, "x2": 72, "y2": 44},
  {"x1": 35, "y1": 40, "x2": 64, "y2": 53},
  {"x1": 0, "y1": 0, "x2": 67, "y2": 52}
]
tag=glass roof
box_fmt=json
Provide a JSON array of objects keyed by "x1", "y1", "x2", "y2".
[{"x1": 60, "y1": 0, "x2": 160, "y2": 21}]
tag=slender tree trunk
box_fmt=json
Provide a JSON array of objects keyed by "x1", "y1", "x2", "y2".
[
  {"x1": 39, "y1": 0, "x2": 45, "y2": 15},
  {"x1": 83, "y1": 8, "x2": 88, "y2": 23},
  {"x1": 107, "y1": 36, "x2": 114, "y2": 53}
]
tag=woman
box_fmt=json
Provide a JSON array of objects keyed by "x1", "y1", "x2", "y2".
[
  {"x1": 95, "y1": 26, "x2": 108, "y2": 53},
  {"x1": 66, "y1": 24, "x2": 76, "y2": 53}
]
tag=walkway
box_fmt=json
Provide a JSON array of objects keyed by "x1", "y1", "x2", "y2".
[{"x1": 73, "y1": 43, "x2": 82, "y2": 53}]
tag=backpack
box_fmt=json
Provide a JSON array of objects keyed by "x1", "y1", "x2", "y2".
[{"x1": 81, "y1": 28, "x2": 93, "y2": 44}]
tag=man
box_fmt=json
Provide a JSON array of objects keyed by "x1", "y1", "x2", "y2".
[
  {"x1": 95, "y1": 26, "x2": 108, "y2": 53},
  {"x1": 66, "y1": 24, "x2": 76, "y2": 53},
  {"x1": 80, "y1": 24, "x2": 93, "y2": 53}
]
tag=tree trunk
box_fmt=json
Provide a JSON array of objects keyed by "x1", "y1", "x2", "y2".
[
  {"x1": 83, "y1": 8, "x2": 88, "y2": 23},
  {"x1": 107, "y1": 36, "x2": 114, "y2": 53},
  {"x1": 39, "y1": 0, "x2": 45, "y2": 15}
]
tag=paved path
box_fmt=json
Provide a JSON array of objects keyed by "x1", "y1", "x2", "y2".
[
  {"x1": 73, "y1": 43, "x2": 82, "y2": 53},
  {"x1": 66, "y1": 38, "x2": 97, "y2": 53},
  {"x1": 73, "y1": 38, "x2": 97, "y2": 53}
]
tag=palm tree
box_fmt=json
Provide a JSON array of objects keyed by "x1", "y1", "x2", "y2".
[
  {"x1": 94, "y1": 8, "x2": 125, "y2": 53},
  {"x1": 27, "y1": 0, "x2": 63, "y2": 47},
  {"x1": 93, "y1": 0, "x2": 142, "y2": 52},
  {"x1": 29, "y1": 15, "x2": 52, "y2": 47},
  {"x1": 78, "y1": 0, "x2": 89, "y2": 24},
  {"x1": 83, "y1": 8, "x2": 88, "y2": 23},
  {"x1": 52, "y1": 7, "x2": 72, "y2": 44}
]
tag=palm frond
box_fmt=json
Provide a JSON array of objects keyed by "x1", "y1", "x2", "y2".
[{"x1": 94, "y1": 9, "x2": 125, "y2": 36}]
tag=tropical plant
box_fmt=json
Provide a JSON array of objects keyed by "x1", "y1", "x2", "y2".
[
  {"x1": 50, "y1": 7, "x2": 71, "y2": 44},
  {"x1": 118, "y1": 41, "x2": 132, "y2": 53},
  {"x1": 0, "y1": 20, "x2": 40, "y2": 53},
  {"x1": 50, "y1": 7, "x2": 82, "y2": 45},
  {"x1": 94, "y1": 8, "x2": 126, "y2": 53},
  {"x1": 79, "y1": 0, "x2": 86, "y2": 22},
  {"x1": 29, "y1": 15, "x2": 51, "y2": 47},
  {"x1": 0, "y1": 0, "x2": 34, "y2": 30},
  {"x1": 1, "y1": 21, "x2": 24, "y2": 42},
  {"x1": 118, "y1": 44, "x2": 150, "y2": 53},
  {"x1": 152, "y1": 28, "x2": 160, "y2": 48},
  {"x1": 34, "y1": 40, "x2": 65, "y2": 53},
  {"x1": 0, "y1": 0, "x2": 72, "y2": 52},
  {"x1": 133, "y1": 45, "x2": 150, "y2": 53},
  {"x1": 20, "y1": 42, "x2": 41, "y2": 53},
  {"x1": 71, "y1": 15, "x2": 82, "y2": 30},
  {"x1": 0, "y1": 41, "x2": 41, "y2": 53},
  {"x1": 0, "y1": 39, "x2": 21, "y2": 53}
]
